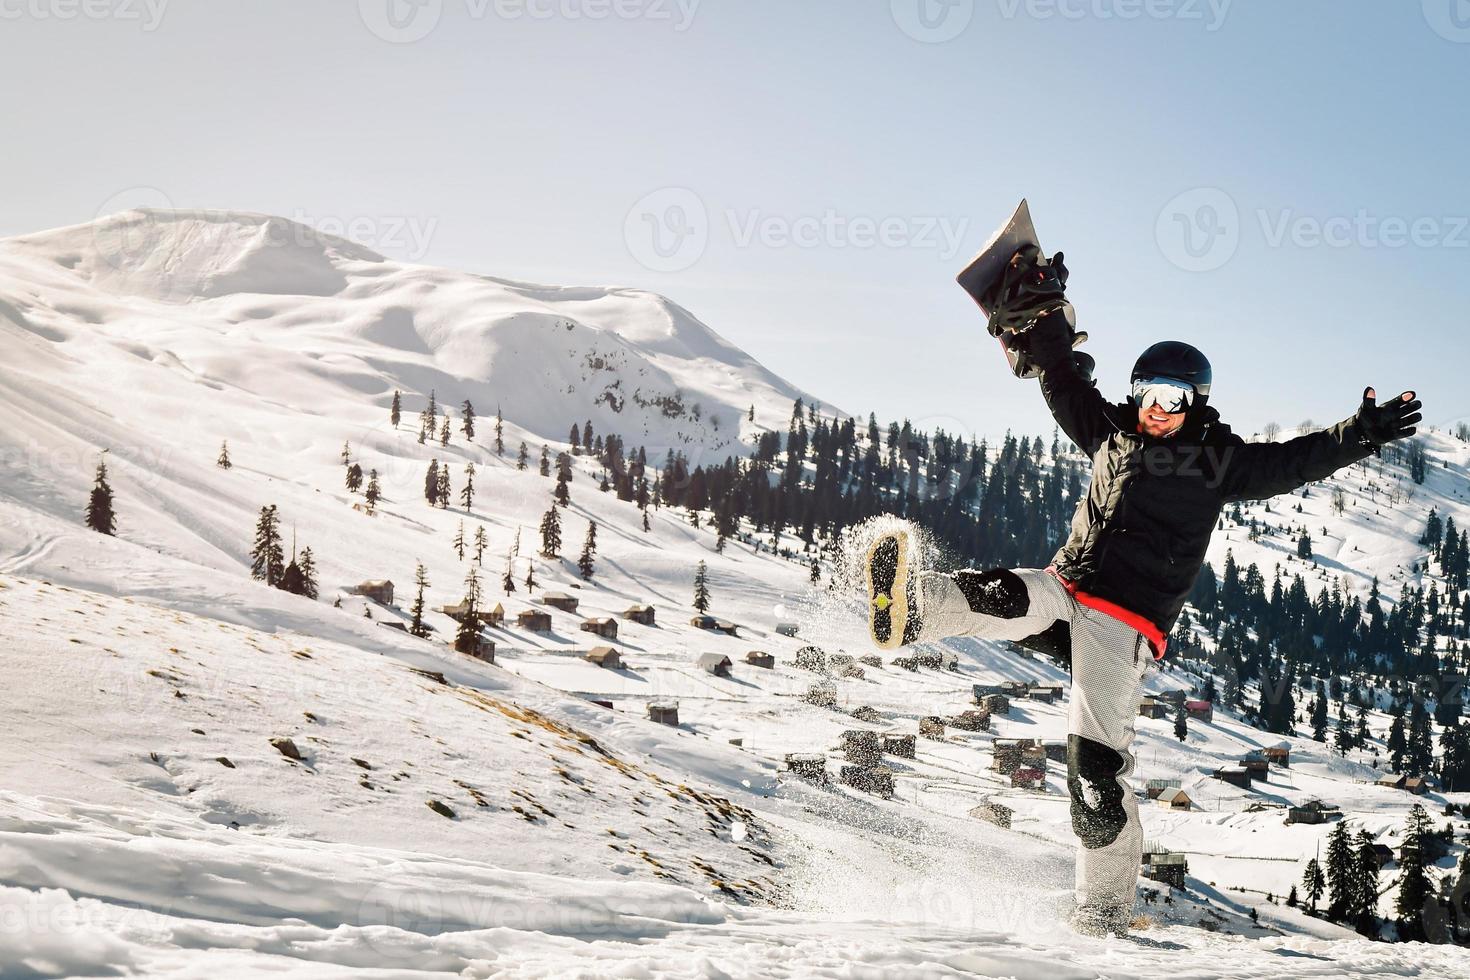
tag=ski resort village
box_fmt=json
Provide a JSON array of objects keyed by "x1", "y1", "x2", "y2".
[{"x1": 0, "y1": 209, "x2": 1468, "y2": 977}]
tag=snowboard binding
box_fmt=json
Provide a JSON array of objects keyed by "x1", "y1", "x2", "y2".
[
  {"x1": 867, "y1": 531, "x2": 919, "y2": 650},
  {"x1": 984, "y1": 246, "x2": 1086, "y2": 380}
]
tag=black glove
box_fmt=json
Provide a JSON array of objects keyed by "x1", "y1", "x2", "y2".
[{"x1": 1354, "y1": 387, "x2": 1422, "y2": 446}]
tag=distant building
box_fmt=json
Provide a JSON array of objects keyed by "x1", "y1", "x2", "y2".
[
  {"x1": 540, "y1": 591, "x2": 580, "y2": 613},
  {"x1": 858, "y1": 655, "x2": 883, "y2": 669},
  {"x1": 1000, "y1": 680, "x2": 1029, "y2": 697},
  {"x1": 1141, "y1": 849, "x2": 1188, "y2": 889},
  {"x1": 969, "y1": 801, "x2": 1012, "y2": 829},
  {"x1": 1240, "y1": 751, "x2": 1269, "y2": 779},
  {"x1": 774, "y1": 622, "x2": 800, "y2": 637},
  {"x1": 622, "y1": 604, "x2": 656, "y2": 626},
  {"x1": 840, "y1": 764, "x2": 894, "y2": 798},
  {"x1": 1029, "y1": 684, "x2": 1064, "y2": 704},
  {"x1": 882, "y1": 733, "x2": 916, "y2": 759},
  {"x1": 919, "y1": 716, "x2": 946, "y2": 740},
  {"x1": 464, "y1": 635, "x2": 495, "y2": 663},
  {"x1": 585, "y1": 647, "x2": 622, "y2": 670},
  {"x1": 1263, "y1": 745, "x2": 1291, "y2": 768},
  {"x1": 354, "y1": 580, "x2": 394, "y2": 605},
  {"x1": 515, "y1": 609, "x2": 552, "y2": 633},
  {"x1": 1213, "y1": 766, "x2": 1251, "y2": 789},
  {"x1": 893, "y1": 655, "x2": 919, "y2": 672},
  {"x1": 579, "y1": 617, "x2": 619, "y2": 639},
  {"x1": 1041, "y1": 740, "x2": 1068, "y2": 764},
  {"x1": 1137, "y1": 698, "x2": 1169, "y2": 720},
  {"x1": 1011, "y1": 766, "x2": 1046, "y2": 790},
  {"x1": 1376, "y1": 773, "x2": 1408, "y2": 790},
  {"x1": 745, "y1": 650, "x2": 775, "y2": 669},
  {"x1": 841, "y1": 730, "x2": 883, "y2": 766},
  {"x1": 801, "y1": 681, "x2": 837, "y2": 708},
  {"x1": 696, "y1": 652, "x2": 733, "y2": 677},
  {"x1": 979, "y1": 694, "x2": 1010, "y2": 716},
  {"x1": 1185, "y1": 700, "x2": 1213, "y2": 723},
  {"x1": 647, "y1": 702, "x2": 678, "y2": 726},
  {"x1": 993, "y1": 739, "x2": 1046, "y2": 775},
  {"x1": 1146, "y1": 778, "x2": 1182, "y2": 800},
  {"x1": 690, "y1": 615, "x2": 738, "y2": 636},
  {"x1": 948, "y1": 709, "x2": 991, "y2": 732},
  {"x1": 850, "y1": 705, "x2": 881, "y2": 723},
  {"x1": 973, "y1": 683, "x2": 1006, "y2": 700},
  {"x1": 1286, "y1": 800, "x2": 1342, "y2": 825},
  {"x1": 793, "y1": 646, "x2": 826, "y2": 672},
  {"x1": 1155, "y1": 788, "x2": 1192, "y2": 810},
  {"x1": 1403, "y1": 776, "x2": 1430, "y2": 795},
  {"x1": 785, "y1": 753, "x2": 827, "y2": 782}
]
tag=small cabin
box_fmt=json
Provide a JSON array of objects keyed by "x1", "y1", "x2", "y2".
[
  {"x1": 355, "y1": 580, "x2": 394, "y2": 605},
  {"x1": 697, "y1": 652, "x2": 733, "y2": 677},
  {"x1": 579, "y1": 617, "x2": 619, "y2": 639},
  {"x1": 1042, "y1": 740, "x2": 1068, "y2": 764},
  {"x1": 973, "y1": 683, "x2": 1005, "y2": 699},
  {"x1": 999, "y1": 680, "x2": 1029, "y2": 697},
  {"x1": 1368, "y1": 843, "x2": 1395, "y2": 869},
  {"x1": 1376, "y1": 773, "x2": 1407, "y2": 790},
  {"x1": 802, "y1": 681, "x2": 837, "y2": 707},
  {"x1": 1138, "y1": 698, "x2": 1169, "y2": 719},
  {"x1": 540, "y1": 591, "x2": 580, "y2": 613},
  {"x1": 1263, "y1": 745, "x2": 1291, "y2": 768},
  {"x1": 841, "y1": 730, "x2": 882, "y2": 766},
  {"x1": 948, "y1": 709, "x2": 991, "y2": 732},
  {"x1": 585, "y1": 646, "x2": 622, "y2": 670},
  {"x1": 882, "y1": 733, "x2": 916, "y2": 759},
  {"x1": 484, "y1": 602, "x2": 505, "y2": 627},
  {"x1": 785, "y1": 753, "x2": 827, "y2": 782},
  {"x1": 1142, "y1": 850, "x2": 1188, "y2": 889},
  {"x1": 1213, "y1": 766, "x2": 1252, "y2": 789},
  {"x1": 893, "y1": 655, "x2": 919, "y2": 672},
  {"x1": 1286, "y1": 800, "x2": 1342, "y2": 825},
  {"x1": 690, "y1": 615, "x2": 739, "y2": 636},
  {"x1": 1029, "y1": 684, "x2": 1064, "y2": 704},
  {"x1": 919, "y1": 716, "x2": 946, "y2": 740},
  {"x1": 775, "y1": 622, "x2": 800, "y2": 637},
  {"x1": 1156, "y1": 788, "x2": 1192, "y2": 810},
  {"x1": 850, "y1": 705, "x2": 882, "y2": 723},
  {"x1": 1146, "y1": 778, "x2": 1182, "y2": 800},
  {"x1": 1011, "y1": 766, "x2": 1046, "y2": 790},
  {"x1": 1185, "y1": 700, "x2": 1214, "y2": 723},
  {"x1": 745, "y1": 650, "x2": 775, "y2": 669},
  {"x1": 992, "y1": 739, "x2": 1045, "y2": 775},
  {"x1": 970, "y1": 801, "x2": 1012, "y2": 829},
  {"x1": 840, "y1": 763, "x2": 894, "y2": 798},
  {"x1": 1403, "y1": 776, "x2": 1430, "y2": 795},
  {"x1": 454, "y1": 631, "x2": 495, "y2": 663},
  {"x1": 647, "y1": 702, "x2": 679, "y2": 726},
  {"x1": 440, "y1": 600, "x2": 504, "y2": 626},
  {"x1": 622, "y1": 603, "x2": 656, "y2": 626},
  {"x1": 793, "y1": 646, "x2": 826, "y2": 672},
  {"x1": 1240, "y1": 751, "x2": 1269, "y2": 776},
  {"x1": 858, "y1": 654, "x2": 883, "y2": 669},
  {"x1": 516, "y1": 609, "x2": 553, "y2": 633},
  {"x1": 979, "y1": 694, "x2": 1010, "y2": 716}
]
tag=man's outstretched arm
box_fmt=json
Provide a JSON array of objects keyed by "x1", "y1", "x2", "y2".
[
  {"x1": 1217, "y1": 388, "x2": 1422, "y2": 502},
  {"x1": 1030, "y1": 309, "x2": 1120, "y2": 457}
]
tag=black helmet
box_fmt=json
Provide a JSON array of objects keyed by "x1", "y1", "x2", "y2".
[{"x1": 1132, "y1": 341, "x2": 1212, "y2": 407}]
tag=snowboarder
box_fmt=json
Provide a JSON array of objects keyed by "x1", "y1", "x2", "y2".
[{"x1": 867, "y1": 281, "x2": 1422, "y2": 936}]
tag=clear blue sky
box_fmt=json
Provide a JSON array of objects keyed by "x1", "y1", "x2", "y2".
[{"x1": 3, "y1": 0, "x2": 1466, "y2": 440}]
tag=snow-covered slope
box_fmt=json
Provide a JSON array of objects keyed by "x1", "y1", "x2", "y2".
[{"x1": 1, "y1": 209, "x2": 1468, "y2": 976}]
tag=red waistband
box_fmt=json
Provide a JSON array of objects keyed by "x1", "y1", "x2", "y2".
[{"x1": 1046, "y1": 568, "x2": 1168, "y2": 660}]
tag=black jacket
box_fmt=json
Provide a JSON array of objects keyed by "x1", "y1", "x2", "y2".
[{"x1": 1037, "y1": 352, "x2": 1376, "y2": 635}]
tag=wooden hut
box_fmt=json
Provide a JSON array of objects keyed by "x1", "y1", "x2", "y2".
[
  {"x1": 858, "y1": 654, "x2": 883, "y2": 669},
  {"x1": 1286, "y1": 800, "x2": 1342, "y2": 825},
  {"x1": 840, "y1": 764, "x2": 894, "y2": 798},
  {"x1": 354, "y1": 580, "x2": 394, "y2": 604},
  {"x1": 948, "y1": 709, "x2": 991, "y2": 732},
  {"x1": 793, "y1": 646, "x2": 826, "y2": 672},
  {"x1": 1156, "y1": 788, "x2": 1192, "y2": 810},
  {"x1": 850, "y1": 705, "x2": 881, "y2": 723},
  {"x1": 744, "y1": 650, "x2": 775, "y2": 669},
  {"x1": 1263, "y1": 745, "x2": 1291, "y2": 768},
  {"x1": 970, "y1": 801, "x2": 1012, "y2": 829},
  {"x1": 979, "y1": 694, "x2": 1010, "y2": 716},
  {"x1": 1011, "y1": 766, "x2": 1046, "y2": 790},
  {"x1": 515, "y1": 609, "x2": 552, "y2": 633},
  {"x1": 775, "y1": 622, "x2": 800, "y2": 637},
  {"x1": 919, "y1": 716, "x2": 946, "y2": 740},
  {"x1": 697, "y1": 652, "x2": 733, "y2": 677},
  {"x1": 622, "y1": 603, "x2": 656, "y2": 626},
  {"x1": 1213, "y1": 766, "x2": 1251, "y2": 789},
  {"x1": 585, "y1": 647, "x2": 622, "y2": 670},
  {"x1": 801, "y1": 681, "x2": 837, "y2": 707},
  {"x1": 540, "y1": 591, "x2": 580, "y2": 613},
  {"x1": 1137, "y1": 698, "x2": 1169, "y2": 719},
  {"x1": 1146, "y1": 778, "x2": 1182, "y2": 800},
  {"x1": 579, "y1": 617, "x2": 619, "y2": 640},
  {"x1": 1185, "y1": 700, "x2": 1214, "y2": 723},
  {"x1": 785, "y1": 753, "x2": 827, "y2": 782},
  {"x1": 841, "y1": 730, "x2": 882, "y2": 766},
  {"x1": 1028, "y1": 684, "x2": 1064, "y2": 704},
  {"x1": 882, "y1": 733, "x2": 916, "y2": 759},
  {"x1": 1142, "y1": 849, "x2": 1188, "y2": 888},
  {"x1": 647, "y1": 703, "x2": 679, "y2": 726}
]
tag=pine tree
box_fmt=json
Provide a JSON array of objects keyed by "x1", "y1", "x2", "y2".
[
  {"x1": 578, "y1": 521, "x2": 597, "y2": 580},
  {"x1": 1311, "y1": 685, "x2": 1329, "y2": 742},
  {"x1": 345, "y1": 461, "x2": 363, "y2": 493},
  {"x1": 1388, "y1": 708, "x2": 1409, "y2": 772},
  {"x1": 1396, "y1": 803, "x2": 1435, "y2": 940},
  {"x1": 524, "y1": 559, "x2": 537, "y2": 592},
  {"x1": 390, "y1": 390, "x2": 402, "y2": 428},
  {"x1": 1325, "y1": 821, "x2": 1354, "y2": 920},
  {"x1": 642, "y1": 509, "x2": 651, "y2": 533},
  {"x1": 341, "y1": 441, "x2": 352, "y2": 466},
  {"x1": 473, "y1": 524, "x2": 487, "y2": 566},
  {"x1": 1334, "y1": 702, "x2": 1354, "y2": 755},
  {"x1": 1303, "y1": 856, "x2": 1326, "y2": 914},
  {"x1": 539, "y1": 505, "x2": 562, "y2": 559},
  {"x1": 453, "y1": 520, "x2": 466, "y2": 561},
  {"x1": 501, "y1": 549, "x2": 516, "y2": 595},
  {"x1": 1408, "y1": 697, "x2": 1435, "y2": 775},
  {"x1": 693, "y1": 560, "x2": 711, "y2": 614},
  {"x1": 539, "y1": 445, "x2": 550, "y2": 477},
  {"x1": 517, "y1": 442, "x2": 529, "y2": 471},
  {"x1": 425, "y1": 460, "x2": 441, "y2": 506},
  {"x1": 454, "y1": 566, "x2": 483, "y2": 655},
  {"x1": 249, "y1": 505, "x2": 284, "y2": 587},
  {"x1": 494, "y1": 407, "x2": 505, "y2": 456},
  {"x1": 461, "y1": 462, "x2": 475, "y2": 511},
  {"x1": 364, "y1": 470, "x2": 381, "y2": 513},
  {"x1": 1174, "y1": 703, "x2": 1188, "y2": 742},
  {"x1": 1351, "y1": 830, "x2": 1381, "y2": 935},
  {"x1": 1298, "y1": 531, "x2": 1313, "y2": 559},
  {"x1": 435, "y1": 467, "x2": 451, "y2": 509},
  {"x1": 569, "y1": 423, "x2": 581, "y2": 453},
  {"x1": 85, "y1": 456, "x2": 117, "y2": 535},
  {"x1": 810, "y1": 558, "x2": 820, "y2": 585},
  {"x1": 554, "y1": 466, "x2": 571, "y2": 506},
  {"x1": 297, "y1": 546, "x2": 318, "y2": 600},
  {"x1": 410, "y1": 563, "x2": 429, "y2": 637},
  {"x1": 461, "y1": 400, "x2": 475, "y2": 440},
  {"x1": 439, "y1": 413, "x2": 450, "y2": 447},
  {"x1": 217, "y1": 440, "x2": 232, "y2": 469}
]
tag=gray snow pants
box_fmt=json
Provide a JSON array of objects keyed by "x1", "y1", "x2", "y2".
[{"x1": 918, "y1": 567, "x2": 1153, "y2": 915}]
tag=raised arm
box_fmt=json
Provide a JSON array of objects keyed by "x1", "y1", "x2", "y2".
[
  {"x1": 1217, "y1": 388, "x2": 1421, "y2": 502},
  {"x1": 1030, "y1": 309, "x2": 1120, "y2": 457}
]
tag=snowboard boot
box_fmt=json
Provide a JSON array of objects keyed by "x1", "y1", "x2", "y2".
[
  {"x1": 866, "y1": 531, "x2": 920, "y2": 650},
  {"x1": 1067, "y1": 903, "x2": 1135, "y2": 938}
]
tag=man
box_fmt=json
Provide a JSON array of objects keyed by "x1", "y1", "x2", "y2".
[{"x1": 866, "y1": 305, "x2": 1421, "y2": 935}]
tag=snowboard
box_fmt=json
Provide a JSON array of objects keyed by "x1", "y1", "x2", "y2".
[{"x1": 956, "y1": 200, "x2": 1088, "y2": 380}]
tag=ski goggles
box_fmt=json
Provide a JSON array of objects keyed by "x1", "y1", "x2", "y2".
[{"x1": 1131, "y1": 377, "x2": 1196, "y2": 414}]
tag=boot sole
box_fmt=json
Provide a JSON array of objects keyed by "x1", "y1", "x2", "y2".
[{"x1": 866, "y1": 532, "x2": 911, "y2": 650}]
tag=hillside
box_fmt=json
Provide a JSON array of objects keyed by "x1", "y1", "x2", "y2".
[{"x1": 0, "y1": 210, "x2": 1468, "y2": 976}]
